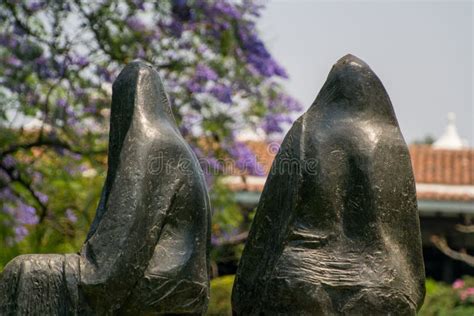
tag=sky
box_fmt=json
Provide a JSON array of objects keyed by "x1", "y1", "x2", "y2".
[{"x1": 258, "y1": 0, "x2": 473, "y2": 145}]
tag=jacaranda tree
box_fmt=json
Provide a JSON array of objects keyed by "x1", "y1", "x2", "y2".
[{"x1": 0, "y1": 0, "x2": 301, "y2": 270}]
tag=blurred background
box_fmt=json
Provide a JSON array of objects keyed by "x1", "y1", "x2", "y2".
[{"x1": 0, "y1": 0, "x2": 472, "y2": 315}]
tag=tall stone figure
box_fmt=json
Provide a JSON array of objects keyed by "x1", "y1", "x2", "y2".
[
  {"x1": 232, "y1": 54, "x2": 425, "y2": 315},
  {"x1": 0, "y1": 61, "x2": 211, "y2": 315}
]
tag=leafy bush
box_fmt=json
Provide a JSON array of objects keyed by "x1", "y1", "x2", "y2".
[
  {"x1": 419, "y1": 277, "x2": 474, "y2": 316},
  {"x1": 208, "y1": 275, "x2": 234, "y2": 315}
]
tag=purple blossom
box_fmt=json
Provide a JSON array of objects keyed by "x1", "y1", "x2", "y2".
[
  {"x1": 211, "y1": 1, "x2": 241, "y2": 19},
  {"x1": 261, "y1": 113, "x2": 292, "y2": 134},
  {"x1": 147, "y1": 29, "x2": 161, "y2": 41},
  {"x1": 186, "y1": 79, "x2": 204, "y2": 93},
  {"x1": 195, "y1": 64, "x2": 218, "y2": 81},
  {"x1": 0, "y1": 33, "x2": 18, "y2": 48},
  {"x1": 66, "y1": 209, "x2": 78, "y2": 223},
  {"x1": 135, "y1": 46, "x2": 146, "y2": 59},
  {"x1": 210, "y1": 84, "x2": 232, "y2": 104},
  {"x1": 26, "y1": 1, "x2": 45, "y2": 12},
  {"x1": 2, "y1": 155, "x2": 16, "y2": 168},
  {"x1": 56, "y1": 98, "x2": 67, "y2": 108},
  {"x1": 190, "y1": 144, "x2": 204, "y2": 159},
  {"x1": 269, "y1": 93, "x2": 302, "y2": 112},
  {"x1": 0, "y1": 188, "x2": 14, "y2": 200},
  {"x1": 168, "y1": 20, "x2": 184, "y2": 36},
  {"x1": 282, "y1": 95, "x2": 303, "y2": 112},
  {"x1": 96, "y1": 66, "x2": 113, "y2": 82},
  {"x1": 34, "y1": 56, "x2": 53, "y2": 79},
  {"x1": 7, "y1": 56, "x2": 22, "y2": 67},
  {"x1": 74, "y1": 87, "x2": 86, "y2": 99},
  {"x1": 132, "y1": 0, "x2": 145, "y2": 10},
  {"x1": 228, "y1": 141, "x2": 264, "y2": 176},
  {"x1": 242, "y1": 0, "x2": 264, "y2": 17},
  {"x1": 206, "y1": 157, "x2": 222, "y2": 172},
  {"x1": 211, "y1": 234, "x2": 219, "y2": 246},
  {"x1": 83, "y1": 102, "x2": 97, "y2": 114},
  {"x1": 36, "y1": 191, "x2": 49, "y2": 204},
  {"x1": 14, "y1": 226, "x2": 28, "y2": 242},
  {"x1": 238, "y1": 25, "x2": 288, "y2": 78},
  {"x1": 16, "y1": 202, "x2": 38, "y2": 225},
  {"x1": 72, "y1": 55, "x2": 89, "y2": 67},
  {"x1": 126, "y1": 16, "x2": 147, "y2": 32}
]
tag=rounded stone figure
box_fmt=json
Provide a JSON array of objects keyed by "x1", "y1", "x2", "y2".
[
  {"x1": 232, "y1": 54, "x2": 425, "y2": 315},
  {"x1": 0, "y1": 61, "x2": 211, "y2": 315}
]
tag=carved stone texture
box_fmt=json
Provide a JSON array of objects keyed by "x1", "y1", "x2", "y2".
[
  {"x1": 232, "y1": 54, "x2": 425, "y2": 315},
  {"x1": 0, "y1": 61, "x2": 211, "y2": 315}
]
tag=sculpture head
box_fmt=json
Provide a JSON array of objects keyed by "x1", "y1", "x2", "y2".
[
  {"x1": 111, "y1": 60, "x2": 176, "y2": 132},
  {"x1": 106, "y1": 61, "x2": 178, "y2": 176},
  {"x1": 310, "y1": 54, "x2": 398, "y2": 124}
]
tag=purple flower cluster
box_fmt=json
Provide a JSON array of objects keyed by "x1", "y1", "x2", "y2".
[
  {"x1": 126, "y1": 16, "x2": 147, "y2": 33},
  {"x1": 2, "y1": 155, "x2": 16, "y2": 168},
  {"x1": 187, "y1": 64, "x2": 232, "y2": 103},
  {"x1": 71, "y1": 54, "x2": 89, "y2": 68},
  {"x1": 195, "y1": 64, "x2": 218, "y2": 81},
  {"x1": 96, "y1": 66, "x2": 114, "y2": 83},
  {"x1": 228, "y1": 141, "x2": 264, "y2": 176},
  {"x1": 1, "y1": 188, "x2": 39, "y2": 243},
  {"x1": 6, "y1": 56, "x2": 21, "y2": 67},
  {"x1": 210, "y1": 84, "x2": 232, "y2": 104},
  {"x1": 207, "y1": 0, "x2": 242, "y2": 19},
  {"x1": 132, "y1": 0, "x2": 145, "y2": 10},
  {"x1": 66, "y1": 208, "x2": 78, "y2": 223},
  {"x1": 189, "y1": 145, "x2": 216, "y2": 186},
  {"x1": 238, "y1": 25, "x2": 288, "y2": 78},
  {"x1": 26, "y1": 1, "x2": 46, "y2": 12},
  {"x1": 270, "y1": 93, "x2": 303, "y2": 112},
  {"x1": 261, "y1": 113, "x2": 292, "y2": 134}
]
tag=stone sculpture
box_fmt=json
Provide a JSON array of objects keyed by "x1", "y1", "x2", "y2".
[
  {"x1": 232, "y1": 54, "x2": 425, "y2": 315},
  {"x1": 0, "y1": 61, "x2": 211, "y2": 315}
]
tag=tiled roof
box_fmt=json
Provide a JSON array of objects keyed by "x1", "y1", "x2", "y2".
[
  {"x1": 230, "y1": 142, "x2": 474, "y2": 202},
  {"x1": 409, "y1": 145, "x2": 473, "y2": 185}
]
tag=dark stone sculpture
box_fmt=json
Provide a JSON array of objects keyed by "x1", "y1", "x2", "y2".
[
  {"x1": 0, "y1": 61, "x2": 211, "y2": 315},
  {"x1": 232, "y1": 54, "x2": 425, "y2": 315}
]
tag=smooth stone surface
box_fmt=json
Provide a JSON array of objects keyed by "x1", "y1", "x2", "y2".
[
  {"x1": 0, "y1": 61, "x2": 211, "y2": 315},
  {"x1": 232, "y1": 54, "x2": 425, "y2": 315}
]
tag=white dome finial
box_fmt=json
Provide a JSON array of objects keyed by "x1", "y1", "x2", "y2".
[
  {"x1": 433, "y1": 112, "x2": 465, "y2": 150},
  {"x1": 447, "y1": 112, "x2": 456, "y2": 124}
]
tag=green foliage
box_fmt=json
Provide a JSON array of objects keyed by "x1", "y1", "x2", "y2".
[
  {"x1": 419, "y1": 277, "x2": 474, "y2": 316},
  {"x1": 208, "y1": 275, "x2": 235, "y2": 316}
]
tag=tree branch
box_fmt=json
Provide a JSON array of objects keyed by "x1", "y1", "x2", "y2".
[
  {"x1": 431, "y1": 235, "x2": 474, "y2": 267},
  {"x1": 456, "y1": 224, "x2": 474, "y2": 234},
  {"x1": 1, "y1": 138, "x2": 106, "y2": 157}
]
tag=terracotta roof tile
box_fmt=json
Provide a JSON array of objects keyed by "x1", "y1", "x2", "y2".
[{"x1": 409, "y1": 145, "x2": 473, "y2": 185}]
